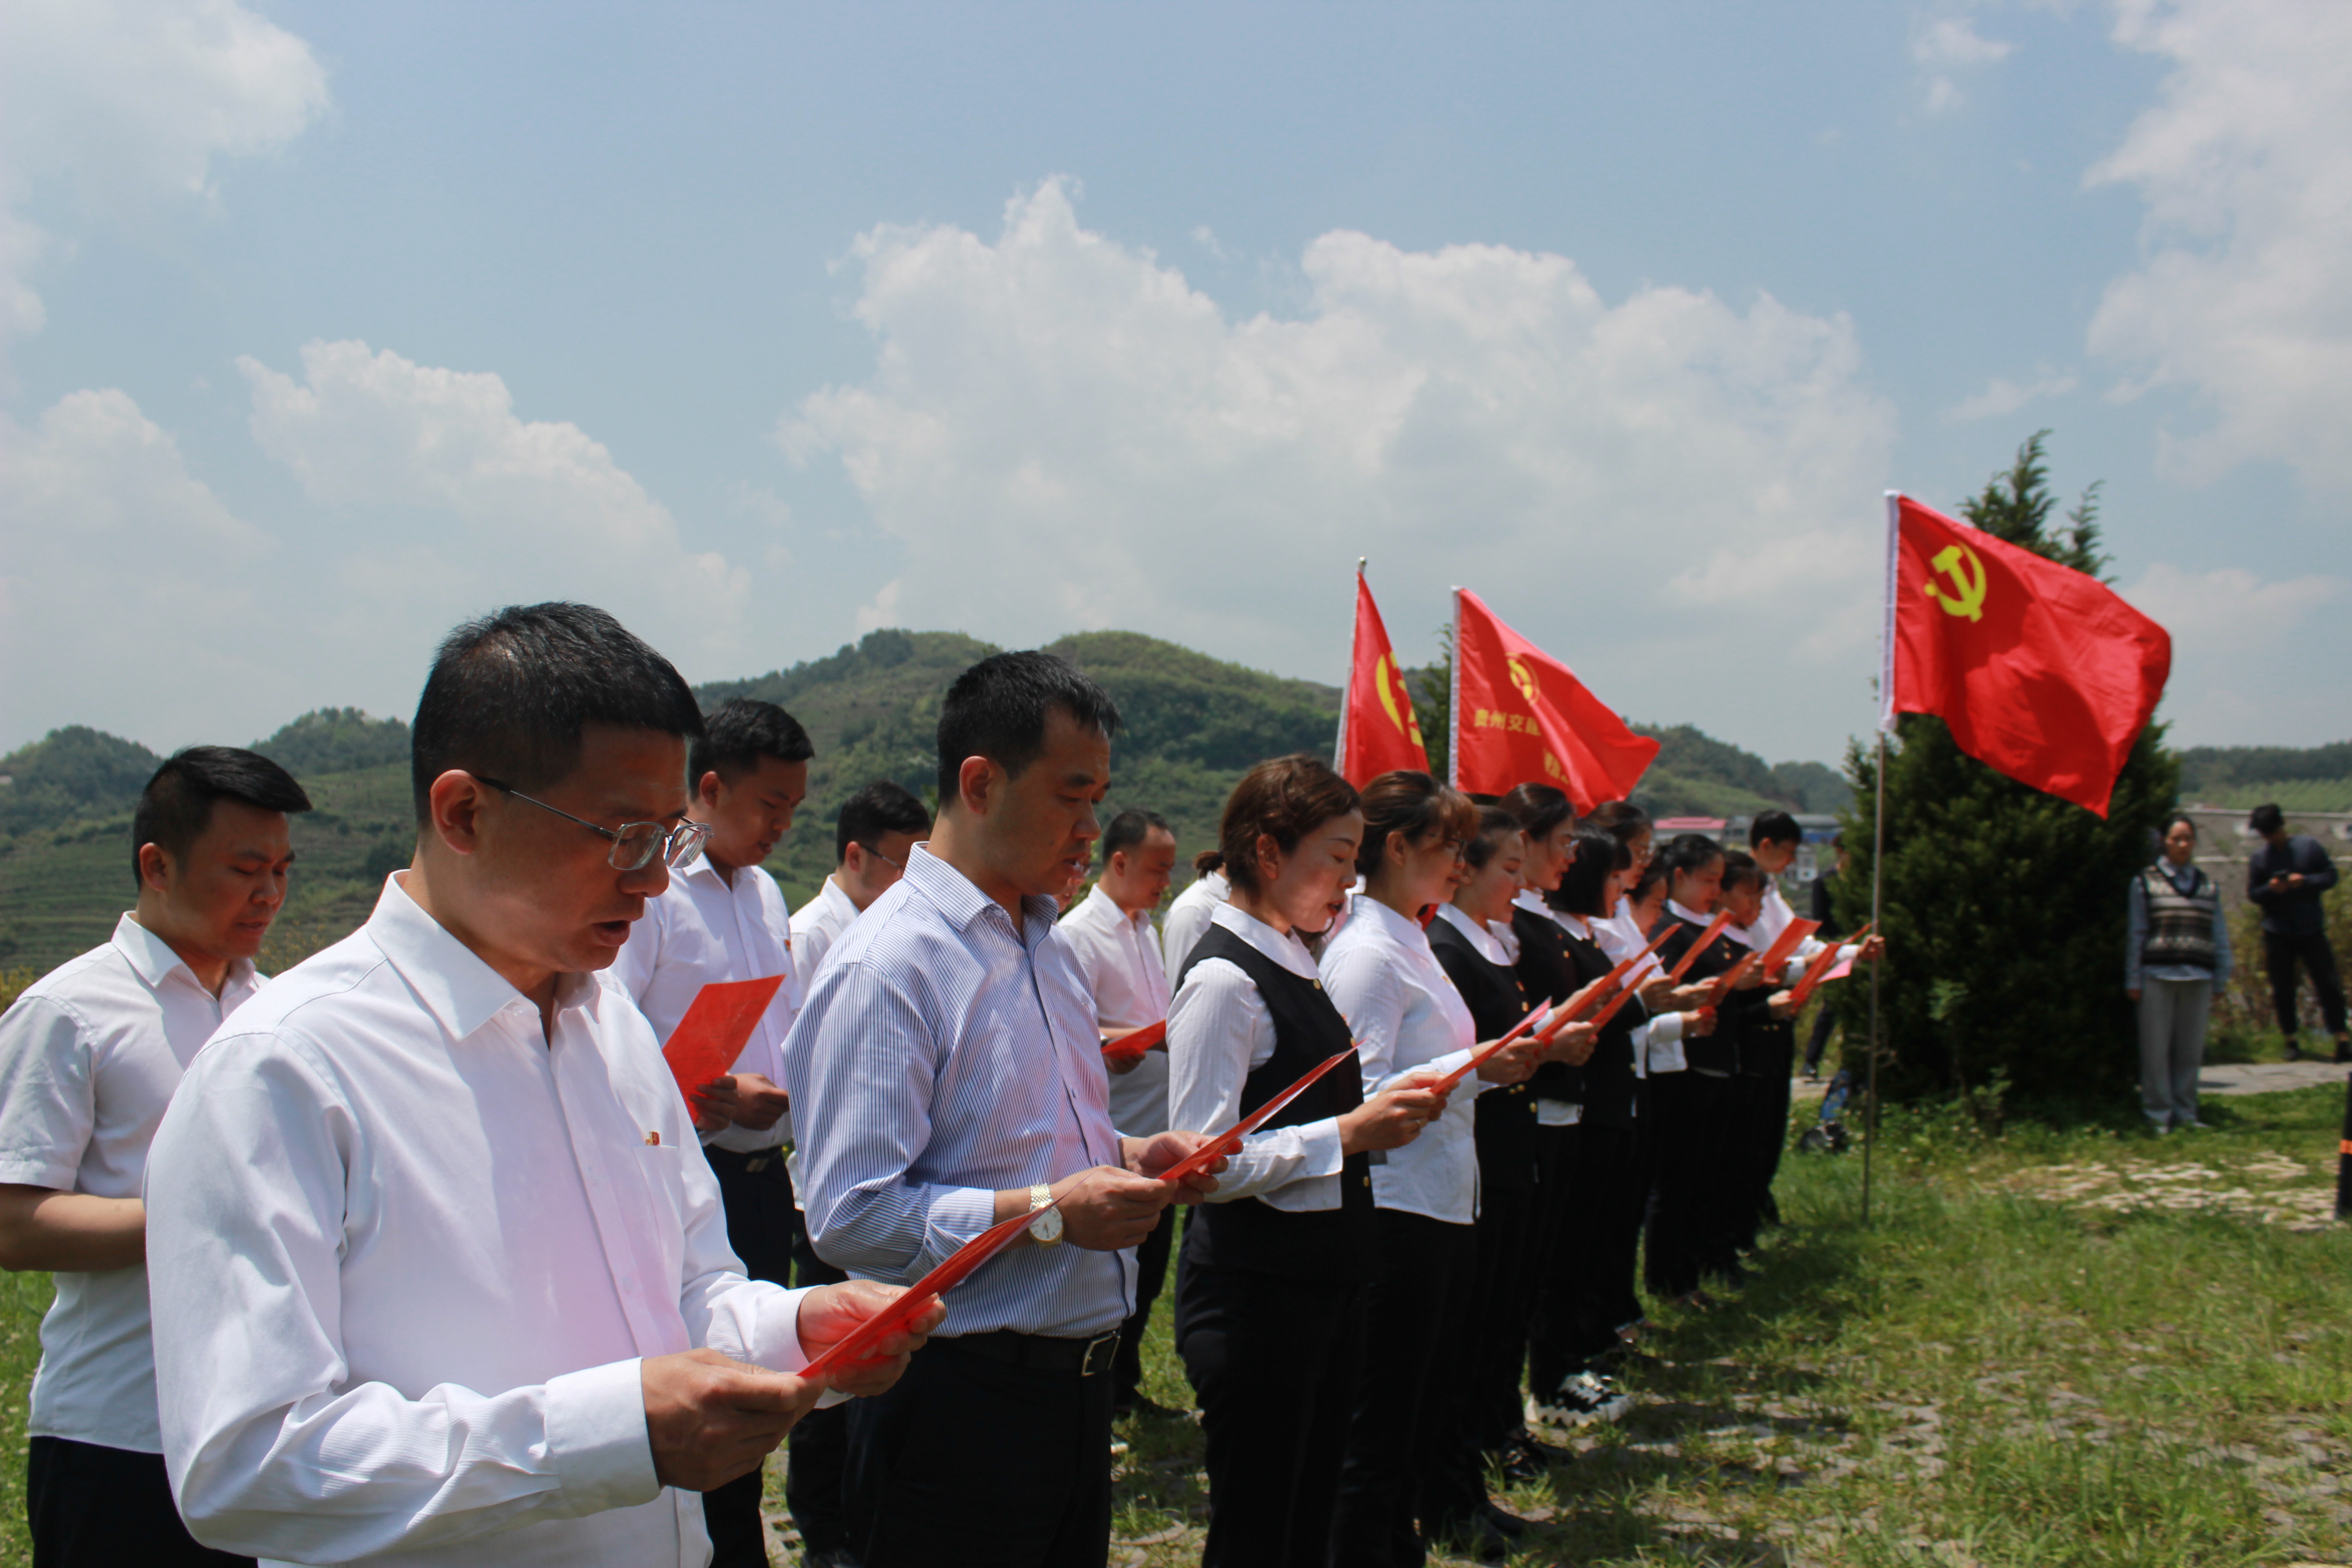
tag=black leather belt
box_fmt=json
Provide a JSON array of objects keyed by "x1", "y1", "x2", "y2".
[
  {"x1": 704, "y1": 1145, "x2": 788, "y2": 1176},
  {"x1": 937, "y1": 1328, "x2": 1120, "y2": 1377}
]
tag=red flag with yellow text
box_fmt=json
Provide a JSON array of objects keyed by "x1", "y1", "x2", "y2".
[
  {"x1": 1883, "y1": 494, "x2": 2170, "y2": 817},
  {"x1": 1337, "y1": 568, "x2": 1430, "y2": 785},
  {"x1": 1451, "y1": 588, "x2": 1659, "y2": 810}
]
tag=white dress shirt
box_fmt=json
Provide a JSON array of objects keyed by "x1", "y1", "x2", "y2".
[
  {"x1": 1057, "y1": 884, "x2": 1171, "y2": 1138},
  {"x1": 0, "y1": 915, "x2": 263, "y2": 1455},
  {"x1": 1320, "y1": 897, "x2": 1485, "y2": 1224},
  {"x1": 1159, "y1": 869, "x2": 1230, "y2": 995},
  {"x1": 144, "y1": 876, "x2": 813, "y2": 1568},
  {"x1": 611, "y1": 855, "x2": 800, "y2": 1154},
  {"x1": 781, "y1": 846, "x2": 1131, "y2": 1339},
  {"x1": 791, "y1": 874, "x2": 863, "y2": 983},
  {"x1": 1165, "y1": 902, "x2": 1347, "y2": 1211}
]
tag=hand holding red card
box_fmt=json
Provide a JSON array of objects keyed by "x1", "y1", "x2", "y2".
[
  {"x1": 661, "y1": 976, "x2": 788, "y2": 1112},
  {"x1": 1788, "y1": 921, "x2": 1874, "y2": 1008},
  {"x1": 1661, "y1": 910, "x2": 1735, "y2": 985},
  {"x1": 1755, "y1": 917, "x2": 1821, "y2": 982},
  {"x1": 1156, "y1": 1045, "x2": 1362, "y2": 1186},
  {"x1": 1101, "y1": 1019, "x2": 1166, "y2": 1064},
  {"x1": 1572, "y1": 925, "x2": 1680, "y2": 1034},
  {"x1": 1427, "y1": 1003, "x2": 1554, "y2": 1093},
  {"x1": 799, "y1": 1193, "x2": 1068, "y2": 1381},
  {"x1": 1705, "y1": 949, "x2": 1762, "y2": 1006}
]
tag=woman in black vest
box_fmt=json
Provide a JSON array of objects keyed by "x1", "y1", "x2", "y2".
[
  {"x1": 1166, "y1": 755, "x2": 1445, "y2": 1568},
  {"x1": 2127, "y1": 812, "x2": 2233, "y2": 1131},
  {"x1": 1715, "y1": 850, "x2": 1799, "y2": 1259}
]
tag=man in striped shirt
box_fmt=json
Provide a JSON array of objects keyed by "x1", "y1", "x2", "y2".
[{"x1": 783, "y1": 652, "x2": 1218, "y2": 1568}]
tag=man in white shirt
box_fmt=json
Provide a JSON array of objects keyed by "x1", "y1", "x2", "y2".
[
  {"x1": 793, "y1": 780, "x2": 930, "y2": 981},
  {"x1": 143, "y1": 603, "x2": 932, "y2": 1568},
  {"x1": 0, "y1": 746, "x2": 311, "y2": 1568},
  {"x1": 610, "y1": 696, "x2": 815, "y2": 1567},
  {"x1": 1160, "y1": 851, "x2": 1231, "y2": 990},
  {"x1": 1056, "y1": 808, "x2": 1178, "y2": 1418}
]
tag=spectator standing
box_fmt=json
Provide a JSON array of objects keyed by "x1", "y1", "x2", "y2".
[
  {"x1": 1058, "y1": 808, "x2": 1181, "y2": 1417},
  {"x1": 0, "y1": 747, "x2": 309, "y2": 1568},
  {"x1": 794, "y1": 781, "x2": 931, "y2": 983},
  {"x1": 2246, "y1": 803, "x2": 2347, "y2": 1062},
  {"x1": 2127, "y1": 813, "x2": 2232, "y2": 1131},
  {"x1": 1161, "y1": 851, "x2": 1232, "y2": 988}
]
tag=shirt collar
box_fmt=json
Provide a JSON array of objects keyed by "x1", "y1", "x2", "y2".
[
  {"x1": 1433, "y1": 900, "x2": 1513, "y2": 965},
  {"x1": 1667, "y1": 898, "x2": 1714, "y2": 929},
  {"x1": 902, "y1": 843, "x2": 1059, "y2": 949},
  {"x1": 1209, "y1": 899, "x2": 1319, "y2": 980},
  {"x1": 1076, "y1": 882, "x2": 1150, "y2": 932},
  {"x1": 820, "y1": 873, "x2": 860, "y2": 916},
  {"x1": 112, "y1": 912, "x2": 254, "y2": 993},
  {"x1": 366, "y1": 873, "x2": 597, "y2": 1042}
]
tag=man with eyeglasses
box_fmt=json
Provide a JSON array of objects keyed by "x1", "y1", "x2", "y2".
[
  {"x1": 609, "y1": 696, "x2": 817, "y2": 1566},
  {"x1": 143, "y1": 603, "x2": 936, "y2": 1567},
  {"x1": 793, "y1": 780, "x2": 931, "y2": 983}
]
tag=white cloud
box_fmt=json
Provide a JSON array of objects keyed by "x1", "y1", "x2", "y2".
[
  {"x1": 0, "y1": 0, "x2": 327, "y2": 339},
  {"x1": 0, "y1": 388, "x2": 294, "y2": 746},
  {"x1": 2087, "y1": 0, "x2": 2352, "y2": 490},
  {"x1": 2120, "y1": 562, "x2": 2349, "y2": 746},
  {"x1": 786, "y1": 179, "x2": 1896, "y2": 757},
  {"x1": 1912, "y1": 13, "x2": 2013, "y2": 113},
  {"x1": 2122, "y1": 562, "x2": 2344, "y2": 652},
  {"x1": 1945, "y1": 368, "x2": 2079, "y2": 421},
  {"x1": 240, "y1": 340, "x2": 757, "y2": 675}
]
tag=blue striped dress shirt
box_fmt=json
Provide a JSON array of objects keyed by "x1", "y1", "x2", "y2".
[{"x1": 781, "y1": 845, "x2": 1133, "y2": 1339}]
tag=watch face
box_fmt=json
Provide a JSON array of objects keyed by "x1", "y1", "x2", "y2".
[{"x1": 1031, "y1": 1205, "x2": 1064, "y2": 1243}]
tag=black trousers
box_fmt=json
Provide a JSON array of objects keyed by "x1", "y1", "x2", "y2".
[
  {"x1": 705, "y1": 1146, "x2": 798, "y2": 1568},
  {"x1": 1601, "y1": 1091, "x2": 1656, "y2": 1332},
  {"x1": 1459, "y1": 1182, "x2": 1538, "y2": 1455},
  {"x1": 787, "y1": 1208, "x2": 853, "y2": 1558},
  {"x1": 1523, "y1": 1121, "x2": 1584, "y2": 1401},
  {"x1": 27, "y1": 1436, "x2": 251, "y2": 1568},
  {"x1": 1735, "y1": 1045, "x2": 1796, "y2": 1250},
  {"x1": 1331, "y1": 1210, "x2": 1478, "y2": 1565},
  {"x1": 1176, "y1": 1245, "x2": 1367, "y2": 1568},
  {"x1": 1534, "y1": 1120, "x2": 1637, "y2": 1393},
  {"x1": 2265, "y1": 929, "x2": 2349, "y2": 1040},
  {"x1": 1644, "y1": 1072, "x2": 1737, "y2": 1300},
  {"x1": 1801, "y1": 1005, "x2": 1837, "y2": 1074},
  {"x1": 1112, "y1": 1202, "x2": 1178, "y2": 1408},
  {"x1": 845, "y1": 1336, "x2": 1115, "y2": 1568}
]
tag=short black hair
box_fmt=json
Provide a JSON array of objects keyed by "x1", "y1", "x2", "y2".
[
  {"x1": 1749, "y1": 810, "x2": 1800, "y2": 849},
  {"x1": 2250, "y1": 803, "x2": 2285, "y2": 835},
  {"x1": 935, "y1": 651, "x2": 1121, "y2": 804},
  {"x1": 410, "y1": 602, "x2": 704, "y2": 821},
  {"x1": 1551, "y1": 826, "x2": 1631, "y2": 918},
  {"x1": 1660, "y1": 831, "x2": 1726, "y2": 879},
  {"x1": 836, "y1": 779, "x2": 932, "y2": 863},
  {"x1": 691, "y1": 698, "x2": 813, "y2": 788},
  {"x1": 1720, "y1": 847, "x2": 1765, "y2": 897},
  {"x1": 132, "y1": 746, "x2": 312, "y2": 887},
  {"x1": 2159, "y1": 811, "x2": 2198, "y2": 841},
  {"x1": 1102, "y1": 808, "x2": 1171, "y2": 864}
]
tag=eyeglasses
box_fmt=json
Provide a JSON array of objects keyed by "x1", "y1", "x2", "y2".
[
  {"x1": 862, "y1": 845, "x2": 906, "y2": 871},
  {"x1": 472, "y1": 775, "x2": 712, "y2": 872}
]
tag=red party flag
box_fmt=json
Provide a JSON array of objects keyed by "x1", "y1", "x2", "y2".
[
  {"x1": 1882, "y1": 494, "x2": 2170, "y2": 818},
  {"x1": 1450, "y1": 589, "x2": 1659, "y2": 809},
  {"x1": 1337, "y1": 566, "x2": 1431, "y2": 786},
  {"x1": 662, "y1": 975, "x2": 788, "y2": 1112}
]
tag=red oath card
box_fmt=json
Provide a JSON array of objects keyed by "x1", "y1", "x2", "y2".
[
  {"x1": 1101, "y1": 1019, "x2": 1167, "y2": 1065},
  {"x1": 1788, "y1": 922, "x2": 1873, "y2": 1008},
  {"x1": 661, "y1": 976, "x2": 787, "y2": 1111},
  {"x1": 1568, "y1": 924, "x2": 1679, "y2": 1035},
  {"x1": 800, "y1": 1194, "x2": 1067, "y2": 1380},
  {"x1": 1662, "y1": 910, "x2": 1736, "y2": 984},
  {"x1": 1755, "y1": 917, "x2": 1821, "y2": 983},
  {"x1": 1429, "y1": 999, "x2": 1557, "y2": 1094},
  {"x1": 1156, "y1": 1045, "x2": 1361, "y2": 1186}
]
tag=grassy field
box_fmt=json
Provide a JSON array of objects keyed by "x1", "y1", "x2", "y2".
[{"x1": 1, "y1": 1084, "x2": 2345, "y2": 1566}]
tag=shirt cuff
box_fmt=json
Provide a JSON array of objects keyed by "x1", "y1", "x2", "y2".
[
  {"x1": 0, "y1": 1156, "x2": 76, "y2": 1190},
  {"x1": 544, "y1": 1359, "x2": 661, "y2": 1519},
  {"x1": 1294, "y1": 1117, "x2": 1345, "y2": 1180},
  {"x1": 923, "y1": 1186, "x2": 997, "y2": 1274}
]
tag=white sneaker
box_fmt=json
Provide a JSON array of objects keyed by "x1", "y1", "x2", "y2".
[{"x1": 1528, "y1": 1371, "x2": 1632, "y2": 1427}]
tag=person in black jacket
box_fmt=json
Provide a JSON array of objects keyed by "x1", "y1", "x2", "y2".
[
  {"x1": 1799, "y1": 835, "x2": 1847, "y2": 1079},
  {"x1": 2246, "y1": 803, "x2": 2348, "y2": 1062}
]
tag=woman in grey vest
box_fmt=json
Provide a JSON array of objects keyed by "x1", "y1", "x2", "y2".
[{"x1": 2126, "y1": 813, "x2": 2233, "y2": 1131}]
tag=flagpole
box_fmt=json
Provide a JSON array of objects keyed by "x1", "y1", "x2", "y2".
[
  {"x1": 1335, "y1": 559, "x2": 1365, "y2": 773},
  {"x1": 1446, "y1": 588, "x2": 1462, "y2": 789},
  {"x1": 1865, "y1": 492, "x2": 1901, "y2": 1226}
]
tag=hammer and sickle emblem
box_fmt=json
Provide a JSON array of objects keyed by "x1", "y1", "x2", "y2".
[
  {"x1": 1373, "y1": 653, "x2": 1426, "y2": 745},
  {"x1": 1506, "y1": 657, "x2": 1539, "y2": 707},
  {"x1": 1922, "y1": 542, "x2": 1988, "y2": 622}
]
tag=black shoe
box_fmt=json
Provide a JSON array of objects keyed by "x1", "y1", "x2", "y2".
[{"x1": 1496, "y1": 1430, "x2": 1568, "y2": 1482}]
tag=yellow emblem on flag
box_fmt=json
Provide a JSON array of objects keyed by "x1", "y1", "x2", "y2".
[
  {"x1": 1922, "y1": 542, "x2": 1988, "y2": 622},
  {"x1": 1506, "y1": 656, "x2": 1539, "y2": 708},
  {"x1": 1373, "y1": 653, "x2": 1425, "y2": 745}
]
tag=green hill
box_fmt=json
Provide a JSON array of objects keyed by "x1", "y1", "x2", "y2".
[
  {"x1": 2176, "y1": 740, "x2": 2352, "y2": 812},
  {"x1": 3, "y1": 626, "x2": 1869, "y2": 979}
]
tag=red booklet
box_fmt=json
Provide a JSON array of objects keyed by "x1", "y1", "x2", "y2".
[
  {"x1": 1704, "y1": 949, "x2": 1762, "y2": 1006},
  {"x1": 1426, "y1": 999, "x2": 1556, "y2": 1094},
  {"x1": 1568, "y1": 924, "x2": 1681, "y2": 1034},
  {"x1": 1661, "y1": 909, "x2": 1735, "y2": 985},
  {"x1": 1154, "y1": 1045, "x2": 1362, "y2": 1186},
  {"x1": 1788, "y1": 921, "x2": 1873, "y2": 1008},
  {"x1": 1754, "y1": 916, "x2": 1822, "y2": 983},
  {"x1": 799, "y1": 1192, "x2": 1070, "y2": 1380},
  {"x1": 661, "y1": 976, "x2": 787, "y2": 1112},
  {"x1": 1101, "y1": 1019, "x2": 1167, "y2": 1065}
]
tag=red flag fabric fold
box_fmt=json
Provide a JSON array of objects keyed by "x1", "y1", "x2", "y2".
[
  {"x1": 1338, "y1": 568, "x2": 1431, "y2": 786},
  {"x1": 1883, "y1": 494, "x2": 2170, "y2": 817},
  {"x1": 1450, "y1": 589, "x2": 1659, "y2": 809}
]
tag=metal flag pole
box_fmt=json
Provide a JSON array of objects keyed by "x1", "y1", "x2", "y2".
[
  {"x1": 1334, "y1": 558, "x2": 1366, "y2": 773},
  {"x1": 1864, "y1": 729, "x2": 1886, "y2": 1225}
]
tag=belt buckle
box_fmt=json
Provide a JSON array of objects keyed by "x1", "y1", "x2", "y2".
[
  {"x1": 744, "y1": 1154, "x2": 774, "y2": 1173},
  {"x1": 1079, "y1": 1332, "x2": 1119, "y2": 1377}
]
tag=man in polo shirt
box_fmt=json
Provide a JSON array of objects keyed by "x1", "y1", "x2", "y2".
[
  {"x1": 0, "y1": 745, "x2": 311, "y2": 1566},
  {"x1": 783, "y1": 652, "x2": 1220, "y2": 1568}
]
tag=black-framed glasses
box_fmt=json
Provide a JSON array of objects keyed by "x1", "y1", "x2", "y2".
[{"x1": 472, "y1": 775, "x2": 712, "y2": 872}]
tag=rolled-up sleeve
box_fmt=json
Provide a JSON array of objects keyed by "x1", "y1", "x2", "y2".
[{"x1": 147, "y1": 1037, "x2": 659, "y2": 1562}]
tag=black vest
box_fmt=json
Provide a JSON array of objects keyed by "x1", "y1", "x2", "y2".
[
  {"x1": 1428, "y1": 917, "x2": 1540, "y2": 1192},
  {"x1": 1651, "y1": 914, "x2": 1744, "y2": 1075},
  {"x1": 1177, "y1": 926, "x2": 1379, "y2": 1281},
  {"x1": 1560, "y1": 923, "x2": 1642, "y2": 1128},
  {"x1": 1509, "y1": 906, "x2": 1585, "y2": 1107}
]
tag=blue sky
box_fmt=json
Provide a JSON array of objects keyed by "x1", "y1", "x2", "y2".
[{"x1": 4, "y1": 0, "x2": 2346, "y2": 769}]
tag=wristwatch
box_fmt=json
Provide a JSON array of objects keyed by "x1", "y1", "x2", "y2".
[{"x1": 1026, "y1": 1183, "x2": 1063, "y2": 1246}]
